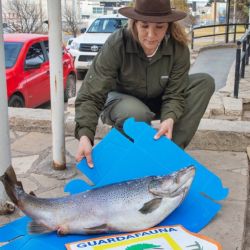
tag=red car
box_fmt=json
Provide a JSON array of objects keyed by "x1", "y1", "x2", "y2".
[{"x1": 4, "y1": 33, "x2": 76, "y2": 108}]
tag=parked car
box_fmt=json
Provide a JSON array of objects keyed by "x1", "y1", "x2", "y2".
[
  {"x1": 66, "y1": 37, "x2": 75, "y2": 50},
  {"x1": 4, "y1": 33, "x2": 76, "y2": 108},
  {"x1": 69, "y1": 14, "x2": 128, "y2": 80}
]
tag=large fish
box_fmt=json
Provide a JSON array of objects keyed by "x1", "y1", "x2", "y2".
[{"x1": 0, "y1": 165, "x2": 195, "y2": 235}]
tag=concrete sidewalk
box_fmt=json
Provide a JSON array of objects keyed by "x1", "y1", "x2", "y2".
[
  {"x1": 0, "y1": 130, "x2": 248, "y2": 249},
  {"x1": 190, "y1": 46, "x2": 236, "y2": 90},
  {"x1": 0, "y1": 44, "x2": 250, "y2": 249}
]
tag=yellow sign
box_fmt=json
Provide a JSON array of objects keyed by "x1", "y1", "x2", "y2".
[{"x1": 65, "y1": 225, "x2": 221, "y2": 250}]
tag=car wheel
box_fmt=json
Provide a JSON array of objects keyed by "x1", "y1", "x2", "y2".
[
  {"x1": 8, "y1": 94, "x2": 24, "y2": 108},
  {"x1": 64, "y1": 74, "x2": 76, "y2": 102},
  {"x1": 76, "y1": 70, "x2": 87, "y2": 80}
]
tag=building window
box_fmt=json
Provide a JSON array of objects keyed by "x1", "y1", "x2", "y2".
[{"x1": 93, "y1": 7, "x2": 103, "y2": 14}]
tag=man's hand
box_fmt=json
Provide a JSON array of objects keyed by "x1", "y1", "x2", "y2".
[
  {"x1": 75, "y1": 136, "x2": 94, "y2": 168},
  {"x1": 154, "y1": 118, "x2": 174, "y2": 140}
]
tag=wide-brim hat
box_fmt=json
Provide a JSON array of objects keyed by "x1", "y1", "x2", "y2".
[{"x1": 119, "y1": 0, "x2": 187, "y2": 23}]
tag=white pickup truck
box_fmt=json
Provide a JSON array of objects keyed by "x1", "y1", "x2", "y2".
[{"x1": 69, "y1": 14, "x2": 128, "y2": 80}]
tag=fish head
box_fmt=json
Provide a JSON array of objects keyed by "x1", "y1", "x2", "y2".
[{"x1": 148, "y1": 165, "x2": 195, "y2": 198}]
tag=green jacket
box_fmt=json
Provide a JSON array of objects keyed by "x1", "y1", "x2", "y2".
[{"x1": 75, "y1": 28, "x2": 190, "y2": 142}]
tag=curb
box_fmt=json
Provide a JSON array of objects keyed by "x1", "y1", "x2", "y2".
[{"x1": 8, "y1": 107, "x2": 250, "y2": 152}]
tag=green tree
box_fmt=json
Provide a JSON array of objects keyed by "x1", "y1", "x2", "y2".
[
  {"x1": 206, "y1": 0, "x2": 225, "y2": 6},
  {"x1": 234, "y1": 0, "x2": 250, "y2": 23},
  {"x1": 205, "y1": 0, "x2": 249, "y2": 22},
  {"x1": 171, "y1": 0, "x2": 189, "y2": 12}
]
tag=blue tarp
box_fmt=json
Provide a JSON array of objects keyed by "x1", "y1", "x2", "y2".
[{"x1": 0, "y1": 118, "x2": 228, "y2": 249}]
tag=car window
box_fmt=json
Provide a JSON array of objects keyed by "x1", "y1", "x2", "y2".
[
  {"x1": 43, "y1": 40, "x2": 49, "y2": 57},
  {"x1": 120, "y1": 19, "x2": 127, "y2": 27},
  {"x1": 88, "y1": 18, "x2": 127, "y2": 33},
  {"x1": 4, "y1": 42, "x2": 23, "y2": 69},
  {"x1": 67, "y1": 38, "x2": 74, "y2": 46},
  {"x1": 25, "y1": 42, "x2": 45, "y2": 66},
  {"x1": 42, "y1": 40, "x2": 65, "y2": 58}
]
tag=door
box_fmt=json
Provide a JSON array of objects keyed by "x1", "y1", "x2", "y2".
[{"x1": 23, "y1": 41, "x2": 50, "y2": 107}]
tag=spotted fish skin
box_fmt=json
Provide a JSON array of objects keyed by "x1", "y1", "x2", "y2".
[{"x1": 1, "y1": 165, "x2": 195, "y2": 235}]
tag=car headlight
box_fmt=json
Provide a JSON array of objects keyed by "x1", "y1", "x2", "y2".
[{"x1": 71, "y1": 41, "x2": 80, "y2": 50}]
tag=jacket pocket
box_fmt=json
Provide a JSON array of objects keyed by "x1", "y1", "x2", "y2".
[{"x1": 159, "y1": 75, "x2": 169, "y2": 89}]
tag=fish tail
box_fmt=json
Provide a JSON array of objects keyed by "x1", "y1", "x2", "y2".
[{"x1": 0, "y1": 165, "x2": 23, "y2": 205}]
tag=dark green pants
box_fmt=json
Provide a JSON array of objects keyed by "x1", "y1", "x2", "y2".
[{"x1": 101, "y1": 73, "x2": 215, "y2": 148}]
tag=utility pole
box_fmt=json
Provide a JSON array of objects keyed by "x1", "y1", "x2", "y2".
[
  {"x1": 225, "y1": 0, "x2": 231, "y2": 43},
  {"x1": 47, "y1": 0, "x2": 66, "y2": 170},
  {"x1": 39, "y1": 0, "x2": 43, "y2": 28},
  {"x1": 0, "y1": 0, "x2": 14, "y2": 215},
  {"x1": 213, "y1": 0, "x2": 217, "y2": 43},
  {"x1": 233, "y1": 0, "x2": 236, "y2": 24},
  {"x1": 248, "y1": 1, "x2": 250, "y2": 29}
]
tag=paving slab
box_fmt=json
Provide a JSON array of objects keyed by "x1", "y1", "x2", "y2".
[
  {"x1": 65, "y1": 136, "x2": 79, "y2": 158},
  {"x1": 212, "y1": 167, "x2": 247, "y2": 201},
  {"x1": 31, "y1": 173, "x2": 66, "y2": 190},
  {"x1": 240, "y1": 91, "x2": 250, "y2": 103},
  {"x1": 223, "y1": 96, "x2": 243, "y2": 116},
  {"x1": 11, "y1": 132, "x2": 52, "y2": 154},
  {"x1": 30, "y1": 152, "x2": 77, "y2": 180},
  {"x1": 188, "y1": 150, "x2": 248, "y2": 250},
  {"x1": 12, "y1": 155, "x2": 39, "y2": 175},
  {"x1": 17, "y1": 177, "x2": 39, "y2": 194},
  {"x1": 208, "y1": 94, "x2": 225, "y2": 115},
  {"x1": 11, "y1": 150, "x2": 31, "y2": 158},
  {"x1": 202, "y1": 200, "x2": 246, "y2": 250},
  {"x1": 189, "y1": 150, "x2": 248, "y2": 172}
]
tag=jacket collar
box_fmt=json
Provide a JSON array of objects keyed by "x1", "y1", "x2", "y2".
[{"x1": 161, "y1": 33, "x2": 172, "y2": 55}]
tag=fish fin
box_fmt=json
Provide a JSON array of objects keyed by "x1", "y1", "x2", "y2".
[
  {"x1": 139, "y1": 198, "x2": 162, "y2": 214},
  {"x1": 83, "y1": 224, "x2": 108, "y2": 234},
  {"x1": 29, "y1": 221, "x2": 53, "y2": 234},
  {"x1": 29, "y1": 191, "x2": 36, "y2": 197},
  {"x1": 0, "y1": 165, "x2": 22, "y2": 205},
  {"x1": 57, "y1": 225, "x2": 69, "y2": 235}
]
